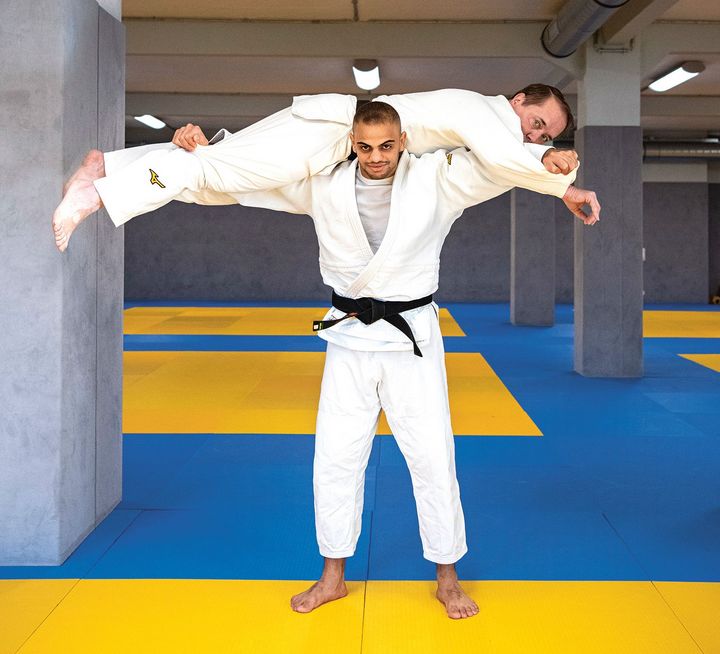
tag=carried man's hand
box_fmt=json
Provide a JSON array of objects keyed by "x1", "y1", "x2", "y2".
[
  {"x1": 542, "y1": 148, "x2": 579, "y2": 175},
  {"x1": 562, "y1": 184, "x2": 601, "y2": 225},
  {"x1": 172, "y1": 123, "x2": 209, "y2": 151}
]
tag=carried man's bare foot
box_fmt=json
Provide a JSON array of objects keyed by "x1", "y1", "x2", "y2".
[
  {"x1": 436, "y1": 563, "x2": 479, "y2": 619},
  {"x1": 52, "y1": 150, "x2": 105, "y2": 252},
  {"x1": 290, "y1": 579, "x2": 348, "y2": 613}
]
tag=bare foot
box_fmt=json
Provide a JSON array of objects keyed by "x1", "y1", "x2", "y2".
[
  {"x1": 52, "y1": 150, "x2": 105, "y2": 252},
  {"x1": 290, "y1": 579, "x2": 348, "y2": 613},
  {"x1": 436, "y1": 564, "x2": 479, "y2": 619}
]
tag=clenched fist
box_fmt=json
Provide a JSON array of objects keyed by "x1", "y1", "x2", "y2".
[{"x1": 542, "y1": 148, "x2": 579, "y2": 175}]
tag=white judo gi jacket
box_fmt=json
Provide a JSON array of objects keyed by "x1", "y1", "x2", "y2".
[{"x1": 234, "y1": 144, "x2": 575, "y2": 352}]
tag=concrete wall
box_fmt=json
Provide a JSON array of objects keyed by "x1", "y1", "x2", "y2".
[
  {"x1": 124, "y1": 203, "x2": 328, "y2": 301},
  {"x1": 438, "y1": 195, "x2": 511, "y2": 302},
  {"x1": 0, "y1": 1, "x2": 124, "y2": 565},
  {"x1": 124, "y1": 193, "x2": 513, "y2": 302},
  {"x1": 710, "y1": 184, "x2": 720, "y2": 298},
  {"x1": 643, "y1": 182, "x2": 709, "y2": 303},
  {"x1": 555, "y1": 197, "x2": 574, "y2": 303},
  {"x1": 124, "y1": 182, "x2": 717, "y2": 305}
]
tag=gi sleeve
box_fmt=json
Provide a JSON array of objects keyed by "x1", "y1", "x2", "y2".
[
  {"x1": 434, "y1": 148, "x2": 511, "y2": 215},
  {"x1": 230, "y1": 177, "x2": 315, "y2": 216},
  {"x1": 524, "y1": 143, "x2": 553, "y2": 162}
]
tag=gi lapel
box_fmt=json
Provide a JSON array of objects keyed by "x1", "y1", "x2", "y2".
[{"x1": 343, "y1": 152, "x2": 409, "y2": 299}]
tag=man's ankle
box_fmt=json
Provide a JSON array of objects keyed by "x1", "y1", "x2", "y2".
[
  {"x1": 436, "y1": 563, "x2": 459, "y2": 583},
  {"x1": 320, "y1": 557, "x2": 346, "y2": 584}
]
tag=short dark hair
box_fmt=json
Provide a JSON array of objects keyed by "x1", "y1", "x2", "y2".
[
  {"x1": 510, "y1": 84, "x2": 575, "y2": 136},
  {"x1": 353, "y1": 100, "x2": 401, "y2": 128}
]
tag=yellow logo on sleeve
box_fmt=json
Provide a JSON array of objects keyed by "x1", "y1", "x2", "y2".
[
  {"x1": 149, "y1": 169, "x2": 166, "y2": 188},
  {"x1": 446, "y1": 153, "x2": 453, "y2": 166}
]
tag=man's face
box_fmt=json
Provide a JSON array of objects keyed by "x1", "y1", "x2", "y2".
[
  {"x1": 510, "y1": 93, "x2": 568, "y2": 144},
  {"x1": 351, "y1": 120, "x2": 407, "y2": 180}
]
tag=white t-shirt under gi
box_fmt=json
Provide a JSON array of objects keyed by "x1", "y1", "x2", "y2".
[{"x1": 355, "y1": 169, "x2": 393, "y2": 254}]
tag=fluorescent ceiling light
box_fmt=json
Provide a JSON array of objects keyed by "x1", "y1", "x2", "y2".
[
  {"x1": 353, "y1": 59, "x2": 380, "y2": 91},
  {"x1": 134, "y1": 114, "x2": 167, "y2": 129},
  {"x1": 649, "y1": 61, "x2": 705, "y2": 93}
]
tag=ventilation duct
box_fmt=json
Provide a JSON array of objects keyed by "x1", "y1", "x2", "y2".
[
  {"x1": 542, "y1": 0, "x2": 630, "y2": 58},
  {"x1": 643, "y1": 141, "x2": 720, "y2": 159},
  {"x1": 552, "y1": 139, "x2": 720, "y2": 160}
]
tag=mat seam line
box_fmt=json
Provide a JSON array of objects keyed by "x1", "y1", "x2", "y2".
[
  {"x1": 649, "y1": 582, "x2": 706, "y2": 654},
  {"x1": 360, "y1": 512, "x2": 372, "y2": 654},
  {"x1": 83, "y1": 509, "x2": 146, "y2": 578},
  {"x1": 14, "y1": 578, "x2": 82, "y2": 654},
  {"x1": 14, "y1": 508, "x2": 143, "y2": 652},
  {"x1": 601, "y1": 512, "x2": 705, "y2": 652},
  {"x1": 360, "y1": 440, "x2": 380, "y2": 654},
  {"x1": 600, "y1": 512, "x2": 653, "y2": 579}
]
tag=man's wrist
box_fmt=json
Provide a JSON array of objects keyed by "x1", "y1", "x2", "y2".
[
  {"x1": 562, "y1": 184, "x2": 575, "y2": 200},
  {"x1": 541, "y1": 147, "x2": 557, "y2": 162}
]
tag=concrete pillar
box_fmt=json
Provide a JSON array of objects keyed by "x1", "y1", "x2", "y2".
[
  {"x1": 573, "y1": 41, "x2": 643, "y2": 377},
  {"x1": 510, "y1": 189, "x2": 556, "y2": 326},
  {"x1": 0, "y1": 1, "x2": 125, "y2": 565}
]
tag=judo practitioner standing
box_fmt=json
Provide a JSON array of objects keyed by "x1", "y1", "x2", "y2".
[
  {"x1": 50, "y1": 86, "x2": 600, "y2": 618},
  {"x1": 51, "y1": 86, "x2": 595, "y2": 252},
  {"x1": 220, "y1": 101, "x2": 597, "y2": 618}
]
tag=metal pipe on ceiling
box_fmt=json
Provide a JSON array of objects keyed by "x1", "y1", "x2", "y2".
[
  {"x1": 643, "y1": 141, "x2": 720, "y2": 159},
  {"x1": 552, "y1": 139, "x2": 720, "y2": 160},
  {"x1": 542, "y1": 0, "x2": 630, "y2": 58}
]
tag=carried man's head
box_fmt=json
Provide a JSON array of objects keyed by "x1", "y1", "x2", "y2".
[
  {"x1": 509, "y1": 84, "x2": 574, "y2": 144},
  {"x1": 351, "y1": 102, "x2": 406, "y2": 180}
]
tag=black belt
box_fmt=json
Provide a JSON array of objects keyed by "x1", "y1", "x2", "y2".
[{"x1": 312, "y1": 291, "x2": 433, "y2": 357}]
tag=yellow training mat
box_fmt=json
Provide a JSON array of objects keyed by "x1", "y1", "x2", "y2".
[
  {"x1": 644, "y1": 310, "x2": 720, "y2": 338},
  {"x1": 362, "y1": 580, "x2": 707, "y2": 654},
  {"x1": 123, "y1": 351, "x2": 541, "y2": 436},
  {"x1": 9, "y1": 579, "x2": 715, "y2": 654},
  {"x1": 124, "y1": 306, "x2": 465, "y2": 336},
  {"x1": 0, "y1": 579, "x2": 78, "y2": 654},
  {"x1": 12, "y1": 579, "x2": 364, "y2": 654},
  {"x1": 655, "y1": 581, "x2": 720, "y2": 654},
  {"x1": 679, "y1": 353, "x2": 720, "y2": 373}
]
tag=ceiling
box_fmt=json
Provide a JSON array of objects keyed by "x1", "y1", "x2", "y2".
[{"x1": 122, "y1": 0, "x2": 720, "y2": 144}]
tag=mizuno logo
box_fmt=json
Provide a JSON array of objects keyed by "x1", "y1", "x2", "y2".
[
  {"x1": 446, "y1": 153, "x2": 453, "y2": 166},
  {"x1": 149, "y1": 169, "x2": 166, "y2": 188}
]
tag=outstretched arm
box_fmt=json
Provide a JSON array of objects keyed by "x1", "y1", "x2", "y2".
[{"x1": 436, "y1": 148, "x2": 599, "y2": 227}]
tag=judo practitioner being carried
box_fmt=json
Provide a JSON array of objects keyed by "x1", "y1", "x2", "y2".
[
  {"x1": 52, "y1": 86, "x2": 600, "y2": 619},
  {"x1": 52, "y1": 86, "x2": 597, "y2": 250}
]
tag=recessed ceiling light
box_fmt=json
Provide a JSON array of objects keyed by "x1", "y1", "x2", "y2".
[
  {"x1": 648, "y1": 62, "x2": 705, "y2": 93},
  {"x1": 134, "y1": 114, "x2": 167, "y2": 129},
  {"x1": 353, "y1": 59, "x2": 380, "y2": 91}
]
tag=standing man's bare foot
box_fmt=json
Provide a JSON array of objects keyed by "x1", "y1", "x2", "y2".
[
  {"x1": 290, "y1": 557, "x2": 348, "y2": 613},
  {"x1": 52, "y1": 150, "x2": 105, "y2": 252},
  {"x1": 436, "y1": 563, "x2": 479, "y2": 619}
]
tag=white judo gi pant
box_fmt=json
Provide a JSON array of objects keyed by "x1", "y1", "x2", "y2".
[
  {"x1": 314, "y1": 315, "x2": 467, "y2": 564},
  {"x1": 95, "y1": 97, "x2": 355, "y2": 227}
]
